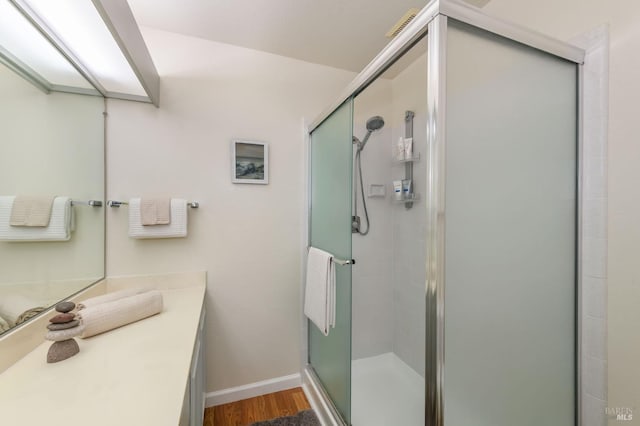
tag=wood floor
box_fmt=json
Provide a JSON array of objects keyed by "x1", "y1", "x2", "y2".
[{"x1": 204, "y1": 387, "x2": 311, "y2": 426}]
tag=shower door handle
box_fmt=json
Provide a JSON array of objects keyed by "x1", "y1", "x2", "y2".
[{"x1": 332, "y1": 258, "x2": 356, "y2": 266}]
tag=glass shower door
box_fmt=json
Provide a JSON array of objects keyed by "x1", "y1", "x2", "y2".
[
  {"x1": 308, "y1": 99, "x2": 354, "y2": 422},
  {"x1": 442, "y1": 19, "x2": 577, "y2": 426}
]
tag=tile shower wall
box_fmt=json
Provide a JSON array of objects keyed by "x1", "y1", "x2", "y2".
[
  {"x1": 351, "y1": 51, "x2": 428, "y2": 378},
  {"x1": 351, "y1": 80, "x2": 394, "y2": 360},
  {"x1": 573, "y1": 26, "x2": 609, "y2": 426},
  {"x1": 390, "y1": 54, "x2": 428, "y2": 377}
]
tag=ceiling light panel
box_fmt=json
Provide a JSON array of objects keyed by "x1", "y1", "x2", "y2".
[
  {"x1": 21, "y1": 0, "x2": 147, "y2": 97},
  {"x1": 0, "y1": 1, "x2": 94, "y2": 90}
]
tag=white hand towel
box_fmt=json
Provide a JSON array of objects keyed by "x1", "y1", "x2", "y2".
[
  {"x1": 129, "y1": 198, "x2": 187, "y2": 239},
  {"x1": 140, "y1": 197, "x2": 171, "y2": 225},
  {"x1": 0, "y1": 196, "x2": 73, "y2": 241},
  {"x1": 77, "y1": 290, "x2": 163, "y2": 338},
  {"x1": 9, "y1": 195, "x2": 56, "y2": 227},
  {"x1": 77, "y1": 287, "x2": 151, "y2": 310},
  {"x1": 304, "y1": 247, "x2": 336, "y2": 336}
]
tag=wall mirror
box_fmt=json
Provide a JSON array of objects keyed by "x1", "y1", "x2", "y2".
[{"x1": 0, "y1": 1, "x2": 105, "y2": 335}]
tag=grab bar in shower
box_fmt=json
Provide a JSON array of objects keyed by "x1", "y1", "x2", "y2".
[{"x1": 332, "y1": 258, "x2": 356, "y2": 266}]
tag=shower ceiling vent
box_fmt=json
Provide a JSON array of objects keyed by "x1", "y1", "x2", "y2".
[
  {"x1": 385, "y1": 1, "x2": 492, "y2": 39},
  {"x1": 385, "y1": 8, "x2": 420, "y2": 39},
  {"x1": 464, "y1": 0, "x2": 492, "y2": 7}
]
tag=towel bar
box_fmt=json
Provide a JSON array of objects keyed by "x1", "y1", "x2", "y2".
[
  {"x1": 332, "y1": 258, "x2": 355, "y2": 266},
  {"x1": 107, "y1": 200, "x2": 199, "y2": 208},
  {"x1": 71, "y1": 200, "x2": 103, "y2": 207}
]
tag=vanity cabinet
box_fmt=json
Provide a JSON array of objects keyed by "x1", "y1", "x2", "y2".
[
  {"x1": 0, "y1": 273, "x2": 207, "y2": 426},
  {"x1": 181, "y1": 305, "x2": 206, "y2": 426}
]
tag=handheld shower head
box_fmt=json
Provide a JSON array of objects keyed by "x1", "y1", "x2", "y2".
[
  {"x1": 358, "y1": 115, "x2": 385, "y2": 150},
  {"x1": 366, "y1": 116, "x2": 385, "y2": 132},
  {"x1": 352, "y1": 115, "x2": 385, "y2": 235}
]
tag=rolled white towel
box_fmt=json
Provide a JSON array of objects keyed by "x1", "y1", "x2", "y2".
[
  {"x1": 77, "y1": 287, "x2": 151, "y2": 310},
  {"x1": 77, "y1": 291, "x2": 163, "y2": 338}
]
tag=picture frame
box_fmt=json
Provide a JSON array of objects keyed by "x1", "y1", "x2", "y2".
[{"x1": 231, "y1": 140, "x2": 269, "y2": 184}]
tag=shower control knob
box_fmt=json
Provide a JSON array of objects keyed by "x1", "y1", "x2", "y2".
[{"x1": 351, "y1": 215, "x2": 361, "y2": 233}]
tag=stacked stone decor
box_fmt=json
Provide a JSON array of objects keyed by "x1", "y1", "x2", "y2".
[{"x1": 46, "y1": 301, "x2": 84, "y2": 363}]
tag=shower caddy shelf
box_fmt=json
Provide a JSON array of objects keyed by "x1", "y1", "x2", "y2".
[
  {"x1": 393, "y1": 193, "x2": 420, "y2": 203},
  {"x1": 393, "y1": 110, "x2": 418, "y2": 208},
  {"x1": 393, "y1": 153, "x2": 421, "y2": 164}
]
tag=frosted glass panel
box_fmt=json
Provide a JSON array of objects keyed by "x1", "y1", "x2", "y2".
[
  {"x1": 443, "y1": 20, "x2": 576, "y2": 426},
  {"x1": 309, "y1": 99, "x2": 353, "y2": 422}
]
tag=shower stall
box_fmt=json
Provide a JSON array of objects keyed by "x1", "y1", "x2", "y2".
[{"x1": 303, "y1": 1, "x2": 585, "y2": 425}]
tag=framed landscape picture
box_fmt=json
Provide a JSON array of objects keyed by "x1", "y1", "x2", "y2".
[{"x1": 231, "y1": 140, "x2": 269, "y2": 184}]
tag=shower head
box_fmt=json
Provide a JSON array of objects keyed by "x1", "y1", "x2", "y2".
[
  {"x1": 358, "y1": 115, "x2": 385, "y2": 151},
  {"x1": 366, "y1": 116, "x2": 385, "y2": 132}
]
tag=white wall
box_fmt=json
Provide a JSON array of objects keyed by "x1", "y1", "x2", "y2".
[
  {"x1": 483, "y1": 1, "x2": 635, "y2": 423},
  {"x1": 0, "y1": 66, "x2": 104, "y2": 289},
  {"x1": 105, "y1": 28, "x2": 355, "y2": 392}
]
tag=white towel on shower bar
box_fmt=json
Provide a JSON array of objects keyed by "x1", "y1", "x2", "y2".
[
  {"x1": 77, "y1": 290, "x2": 163, "y2": 338},
  {"x1": 304, "y1": 247, "x2": 336, "y2": 336},
  {"x1": 128, "y1": 198, "x2": 187, "y2": 239},
  {"x1": 0, "y1": 196, "x2": 73, "y2": 241}
]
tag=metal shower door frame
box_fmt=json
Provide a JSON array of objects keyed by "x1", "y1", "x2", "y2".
[{"x1": 303, "y1": 1, "x2": 586, "y2": 425}]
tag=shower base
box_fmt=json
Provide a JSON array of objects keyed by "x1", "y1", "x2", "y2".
[{"x1": 351, "y1": 352, "x2": 424, "y2": 426}]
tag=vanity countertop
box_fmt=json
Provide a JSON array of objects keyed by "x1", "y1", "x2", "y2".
[{"x1": 0, "y1": 274, "x2": 206, "y2": 425}]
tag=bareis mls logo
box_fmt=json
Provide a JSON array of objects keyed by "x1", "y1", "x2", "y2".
[{"x1": 606, "y1": 407, "x2": 633, "y2": 421}]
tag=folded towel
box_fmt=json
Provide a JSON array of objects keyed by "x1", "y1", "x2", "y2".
[
  {"x1": 10, "y1": 195, "x2": 56, "y2": 227},
  {"x1": 0, "y1": 314, "x2": 11, "y2": 334},
  {"x1": 77, "y1": 290, "x2": 163, "y2": 338},
  {"x1": 77, "y1": 287, "x2": 151, "y2": 310},
  {"x1": 141, "y1": 197, "x2": 171, "y2": 225},
  {"x1": 0, "y1": 196, "x2": 73, "y2": 241},
  {"x1": 0, "y1": 293, "x2": 42, "y2": 325},
  {"x1": 129, "y1": 198, "x2": 187, "y2": 239},
  {"x1": 303, "y1": 247, "x2": 336, "y2": 336},
  {"x1": 15, "y1": 306, "x2": 46, "y2": 325}
]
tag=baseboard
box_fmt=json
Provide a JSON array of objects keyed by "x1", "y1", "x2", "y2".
[{"x1": 205, "y1": 373, "x2": 301, "y2": 407}]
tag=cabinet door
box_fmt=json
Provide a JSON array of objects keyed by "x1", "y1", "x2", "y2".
[
  {"x1": 180, "y1": 380, "x2": 190, "y2": 426},
  {"x1": 190, "y1": 308, "x2": 206, "y2": 426}
]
